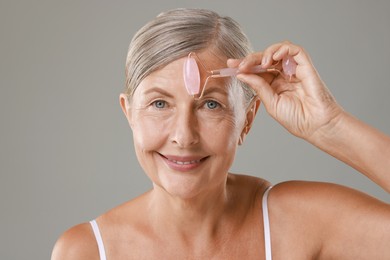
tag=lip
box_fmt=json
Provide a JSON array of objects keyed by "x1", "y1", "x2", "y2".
[{"x1": 158, "y1": 153, "x2": 209, "y2": 172}]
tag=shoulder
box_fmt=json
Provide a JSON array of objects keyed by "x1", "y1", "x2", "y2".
[
  {"x1": 264, "y1": 181, "x2": 382, "y2": 258},
  {"x1": 268, "y1": 181, "x2": 389, "y2": 247},
  {"x1": 51, "y1": 222, "x2": 99, "y2": 260},
  {"x1": 269, "y1": 180, "x2": 386, "y2": 208},
  {"x1": 267, "y1": 180, "x2": 386, "y2": 217}
]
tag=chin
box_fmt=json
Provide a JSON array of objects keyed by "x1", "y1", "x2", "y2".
[{"x1": 155, "y1": 174, "x2": 208, "y2": 200}]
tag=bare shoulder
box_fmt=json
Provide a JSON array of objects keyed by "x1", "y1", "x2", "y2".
[
  {"x1": 51, "y1": 222, "x2": 99, "y2": 260},
  {"x1": 267, "y1": 180, "x2": 390, "y2": 258},
  {"x1": 269, "y1": 180, "x2": 389, "y2": 219},
  {"x1": 270, "y1": 180, "x2": 388, "y2": 207},
  {"x1": 51, "y1": 193, "x2": 152, "y2": 260}
]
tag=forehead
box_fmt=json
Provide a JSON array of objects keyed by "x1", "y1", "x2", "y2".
[
  {"x1": 137, "y1": 50, "x2": 230, "y2": 94},
  {"x1": 196, "y1": 49, "x2": 228, "y2": 69},
  {"x1": 131, "y1": 49, "x2": 247, "y2": 114}
]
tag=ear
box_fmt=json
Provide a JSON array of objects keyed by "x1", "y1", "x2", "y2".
[
  {"x1": 238, "y1": 99, "x2": 260, "y2": 145},
  {"x1": 119, "y1": 93, "x2": 133, "y2": 127}
]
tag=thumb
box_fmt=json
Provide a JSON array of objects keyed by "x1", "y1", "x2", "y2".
[{"x1": 237, "y1": 74, "x2": 276, "y2": 113}]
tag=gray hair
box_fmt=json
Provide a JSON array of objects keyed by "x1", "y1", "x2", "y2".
[{"x1": 125, "y1": 8, "x2": 256, "y2": 107}]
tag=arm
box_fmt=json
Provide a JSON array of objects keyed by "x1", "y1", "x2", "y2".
[
  {"x1": 310, "y1": 110, "x2": 390, "y2": 192},
  {"x1": 231, "y1": 41, "x2": 390, "y2": 192}
]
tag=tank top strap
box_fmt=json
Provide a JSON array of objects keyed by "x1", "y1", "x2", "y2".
[
  {"x1": 262, "y1": 185, "x2": 273, "y2": 260},
  {"x1": 89, "y1": 220, "x2": 107, "y2": 260}
]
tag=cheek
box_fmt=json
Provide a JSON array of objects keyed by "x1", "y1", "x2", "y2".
[
  {"x1": 200, "y1": 114, "x2": 241, "y2": 152},
  {"x1": 132, "y1": 115, "x2": 169, "y2": 151},
  {"x1": 197, "y1": 108, "x2": 246, "y2": 153}
]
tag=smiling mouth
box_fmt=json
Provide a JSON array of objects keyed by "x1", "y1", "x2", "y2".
[
  {"x1": 167, "y1": 158, "x2": 201, "y2": 165},
  {"x1": 158, "y1": 153, "x2": 209, "y2": 169}
]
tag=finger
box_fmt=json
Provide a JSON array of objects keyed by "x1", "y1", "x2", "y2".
[
  {"x1": 228, "y1": 54, "x2": 276, "y2": 84},
  {"x1": 272, "y1": 42, "x2": 301, "y2": 61},
  {"x1": 238, "y1": 52, "x2": 263, "y2": 72},
  {"x1": 261, "y1": 41, "x2": 308, "y2": 68},
  {"x1": 227, "y1": 58, "x2": 242, "y2": 68},
  {"x1": 263, "y1": 41, "x2": 319, "y2": 83},
  {"x1": 261, "y1": 42, "x2": 283, "y2": 68},
  {"x1": 236, "y1": 73, "x2": 277, "y2": 114},
  {"x1": 271, "y1": 42, "x2": 314, "y2": 68}
]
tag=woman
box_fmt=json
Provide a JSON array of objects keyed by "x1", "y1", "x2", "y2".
[{"x1": 52, "y1": 8, "x2": 390, "y2": 259}]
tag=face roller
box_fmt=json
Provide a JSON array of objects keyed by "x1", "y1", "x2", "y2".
[
  {"x1": 183, "y1": 52, "x2": 297, "y2": 98},
  {"x1": 183, "y1": 55, "x2": 201, "y2": 96}
]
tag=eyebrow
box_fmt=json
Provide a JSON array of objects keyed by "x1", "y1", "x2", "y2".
[
  {"x1": 142, "y1": 86, "x2": 174, "y2": 98},
  {"x1": 202, "y1": 85, "x2": 229, "y2": 97}
]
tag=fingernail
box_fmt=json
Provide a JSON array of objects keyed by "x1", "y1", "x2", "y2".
[
  {"x1": 239, "y1": 60, "x2": 246, "y2": 68},
  {"x1": 273, "y1": 50, "x2": 280, "y2": 59},
  {"x1": 236, "y1": 74, "x2": 248, "y2": 83},
  {"x1": 262, "y1": 57, "x2": 268, "y2": 67}
]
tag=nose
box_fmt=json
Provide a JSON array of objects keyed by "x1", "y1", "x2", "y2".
[{"x1": 171, "y1": 107, "x2": 200, "y2": 148}]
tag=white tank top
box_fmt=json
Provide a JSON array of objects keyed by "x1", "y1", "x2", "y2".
[
  {"x1": 89, "y1": 219, "x2": 106, "y2": 260},
  {"x1": 90, "y1": 186, "x2": 273, "y2": 260}
]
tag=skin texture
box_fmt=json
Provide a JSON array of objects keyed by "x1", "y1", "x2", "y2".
[
  {"x1": 125, "y1": 52, "x2": 246, "y2": 201},
  {"x1": 52, "y1": 43, "x2": 390, "y2": 259}
]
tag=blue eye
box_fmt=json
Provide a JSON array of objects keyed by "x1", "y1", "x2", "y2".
[
  {"x1": 205, "y1": 100, "x2": 220, "y2": 110},
  {"x1": 153, "y1": 100, "x2": 166, "y2": 109}
]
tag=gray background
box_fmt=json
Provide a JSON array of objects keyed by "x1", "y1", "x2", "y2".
[{"x1": 1, "y1": 0, "x2": 389, "y2": 259}]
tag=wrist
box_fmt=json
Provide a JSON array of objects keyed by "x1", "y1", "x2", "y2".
[{"x1": 307, "y1": 108, "x2": 347, "y2": 148}]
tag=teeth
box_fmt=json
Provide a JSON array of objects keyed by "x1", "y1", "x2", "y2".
[{"x1": 169, "y1": 159, "x2": 201, "y2": 165}]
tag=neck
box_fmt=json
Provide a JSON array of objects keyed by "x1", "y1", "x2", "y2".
[{"x1": 148, "y1": 180, "x2": 231, "y2": 240}]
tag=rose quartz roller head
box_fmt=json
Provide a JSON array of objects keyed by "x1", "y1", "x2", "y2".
[
  {"x1": 183, "y1": 53, "x2": 297, "y2": 97},
  {"x1": 183, "y1": 56, "x2": 201, "y2": 96}
]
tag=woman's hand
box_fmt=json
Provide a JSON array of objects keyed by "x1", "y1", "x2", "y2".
[
  {"x1": 230, "y1": 41, "x2": 390, "y2": 192},
  {"x1": 229, "y1": 41, "x2": 343, "y2": 141}
]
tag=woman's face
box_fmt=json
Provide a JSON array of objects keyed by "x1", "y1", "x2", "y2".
[{"x1": 121, "y1": 50, "x2": 255, "y2": 199}]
